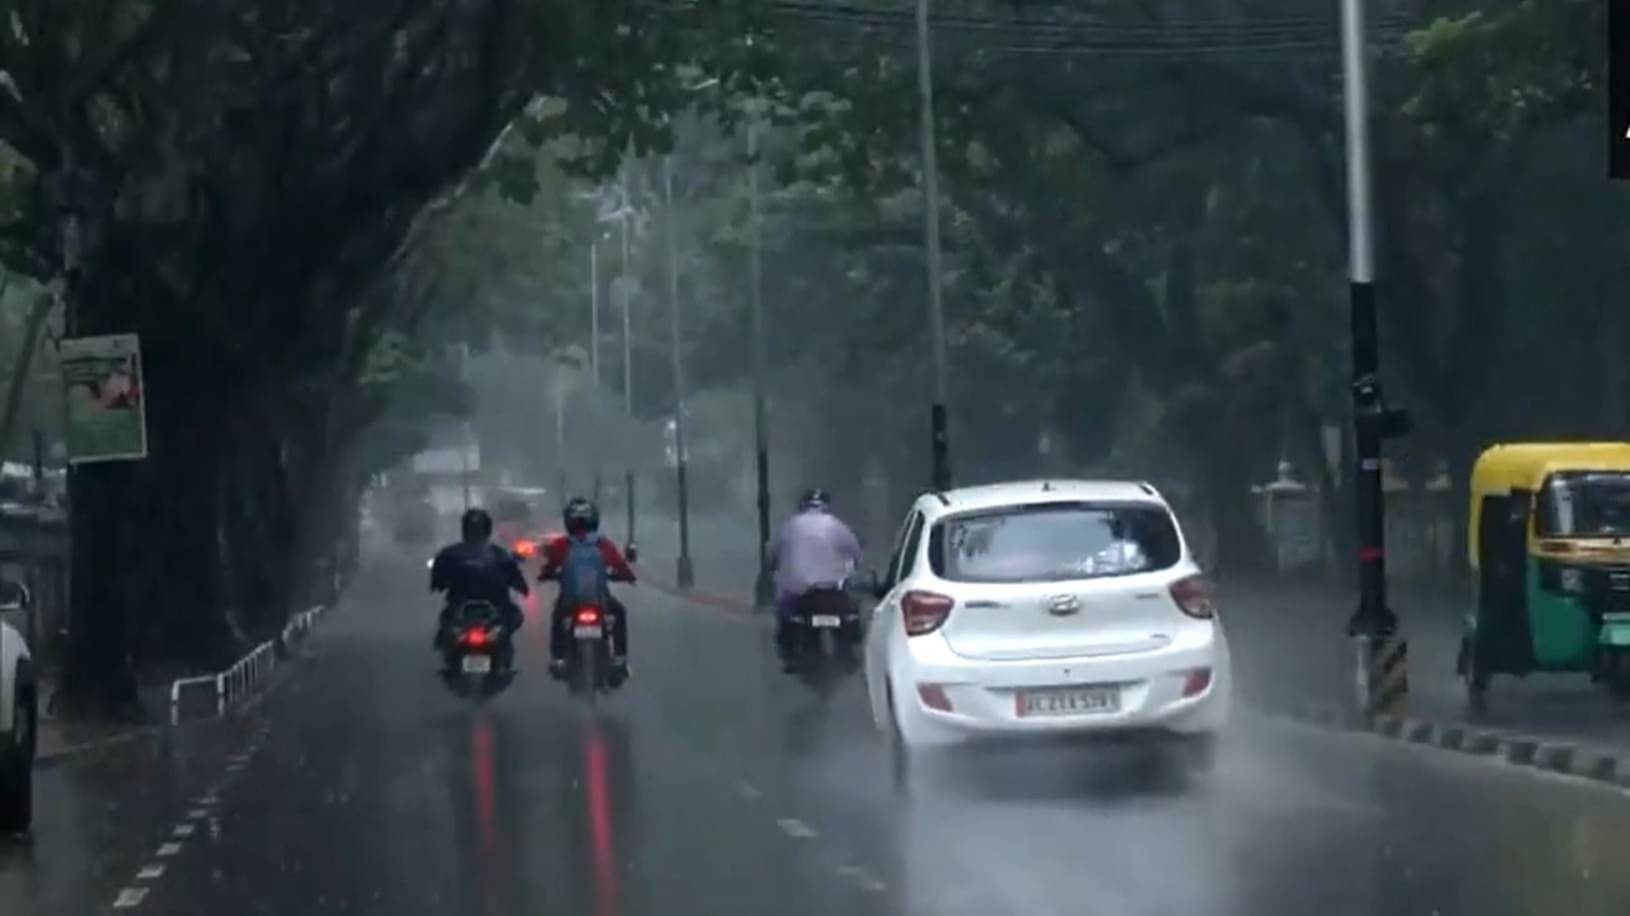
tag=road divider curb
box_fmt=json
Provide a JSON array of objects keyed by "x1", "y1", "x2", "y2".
[
  {"x1": 1272, "y1": 699, "x2": 1630, "y2": 789},
  {"x1": 168, "y1": 604, "x2": 328, "y2": 725}
]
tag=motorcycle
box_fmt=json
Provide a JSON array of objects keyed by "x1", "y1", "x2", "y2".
[
  {"x1": 542, "y1": 543, "x2": 637, "y2": 705},
  {"x1": 439, "y1": 600, "x2": 516, "y2": 699},
  {"x1": 784, "y1": 579, "x2": 867, "y2": 684}
]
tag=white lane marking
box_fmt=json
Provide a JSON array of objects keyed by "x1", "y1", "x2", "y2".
[
  {"x1": 835, "y1": 864, "x2": 888, "y2": 893},
  {"x1": 137, "y1": 864, "x2": 166, "y2": 880},
  {"x1": 197, "y1": 794, "x2": 219, "y2": 806},
  {"x1": 777, "y1": 817, "x2": 818, "y2": 839},
  {"x1": 113, "y1": 888, "x2": 149, "y2": 908},
  {"x1": 187, "y1": 808, "x2": 210, "y2": 820},
  {"x1": 172, "y1": 824, "x2": 196, "y2": 838},
  {"x1": 156, "y1": 842, "x2": 183, "y2": 857},
  {"x1": 737, "y1": 781, "x2": 762, "y2": 801}
]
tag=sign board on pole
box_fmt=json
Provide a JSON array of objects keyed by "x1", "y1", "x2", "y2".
[{"x1": 59, "y1": 333, "x2": 148, "y2": 463}]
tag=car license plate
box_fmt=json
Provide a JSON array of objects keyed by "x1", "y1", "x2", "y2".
[
  {"x1": 1016, "y1": 685, "x2": 1120, "y2": 718},
  {"x1": 462, "y1": 655, "x2": 493, "y2": 674},
  {"x1": 810, "y1": 615, "x2": 841, "y2": 628},
  {"x1": 574, "y1": 625, "x2": 603, "y2": 638}
]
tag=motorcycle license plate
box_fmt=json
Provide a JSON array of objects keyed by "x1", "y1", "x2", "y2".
[
  {"x1": 462, "y1": 655, "x2": 493, "y2": 674},
  {"x1": 574, "y1": 625, "x2": 604, "y2": 638},
  {"x1": 810, "y1": 615, "x2": 842, "y2": 628}
]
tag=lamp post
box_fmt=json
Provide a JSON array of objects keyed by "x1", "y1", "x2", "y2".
[
  {"x1": 664, "y1": 156, "x2": 695, "y2": 587},
  {"x1": 916, "y1": 0, "x2": 951, "y2": 492}
]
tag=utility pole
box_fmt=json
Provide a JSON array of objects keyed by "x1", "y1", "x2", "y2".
[
  {"x1": 460, "y1": 342, "x2": 472, "y2": 513},
  {"x1": 665, "y1": 155, "x2": 695, "y2": 588},
  {"x1": 619, "y1": 164, "x2": 637, "y2": 549},
  {"x1": 748, "y1": 98, "x2": 774, "y2": 609},
  {"x1": 1341, "y1": 0, "x2": 1411, "y2": 717},
  {"x1": 916, "y1": 0, "x2": 951, "y2": 492},
  {"x1": 589, "y1": 241, "x2": 602, "y2": 505}
]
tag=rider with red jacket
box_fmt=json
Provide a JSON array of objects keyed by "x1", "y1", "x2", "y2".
[{"x1": 538, "y1": 497, "x2": 636, "y2": 681}]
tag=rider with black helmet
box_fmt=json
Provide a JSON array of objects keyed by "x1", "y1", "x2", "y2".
[
  {"x1": 538, "y1": 497, "x2": 637, "y2": 681},
  {"x1": 429, "y1": 507, "x2": 531, "y2": 656}
]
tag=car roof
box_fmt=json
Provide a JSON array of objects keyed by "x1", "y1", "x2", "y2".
[{"x1": 914, "y1": 479, "x2": 1169, "y2": 518}]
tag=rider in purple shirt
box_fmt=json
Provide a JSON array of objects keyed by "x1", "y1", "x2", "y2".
[{"x1": 769, "y1": 488, "x2": 864, "y2": 667}]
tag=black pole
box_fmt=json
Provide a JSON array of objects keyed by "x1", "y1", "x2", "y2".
[
  {"x1": 1347, "y1": 282, "x2": 1397, "y2": 637},
  {"x1": 675, "y1": 457, "x2": 694, "y2": 587},
  {"x1": 625, "y1": 468, "x2": 636, "y2": 547},
  {"x1": 753, "y1": 444, "x2": 773, "y2": 607},
  {"x1": 930, "y1": 403, "x2": 950, "y2": 491}
]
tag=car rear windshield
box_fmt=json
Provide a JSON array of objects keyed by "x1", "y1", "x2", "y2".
[{"x1": 928, "y1": 501, "x2": 1182, "y2": 583}]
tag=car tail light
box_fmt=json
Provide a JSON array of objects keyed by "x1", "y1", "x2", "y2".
[
  {"x1": 902, "y1": 590, "x2": 954, "y2": 636},
  {"x1": 1170, "y1": 575, "x2": 1215, "y2": 619},
  {"x1": 575, "y1": 606, "x2": 601, "y2": 625},
  {"x1": 1181, "y1": 667, "x2": 1212, "y2": 697},
  {"x1": 514, "y1": 539, "x2": 537, "y2": 557},
  {"x1": 916, "y1": 683, "x2": 953, "y2": 712}
]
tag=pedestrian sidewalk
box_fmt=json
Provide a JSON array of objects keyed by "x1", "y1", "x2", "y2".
[{"x1": 35, "y1": 681, "x2": 169, "y2": 763}]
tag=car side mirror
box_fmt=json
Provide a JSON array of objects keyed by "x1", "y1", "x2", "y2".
[
  {"x1": 0, "y1": 578, "x2": 31, "y2": 613},
  {"x1": 625, "y1": 543, "x2": 639, "y2": 564}
]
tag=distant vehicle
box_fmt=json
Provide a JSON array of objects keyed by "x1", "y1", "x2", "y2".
[
  {"x1": 858, "y1": 479, "x2": 1231, "y2": 787},
  {"x1": 0, "y1": 576, "x2": 36, "y2": 832}
]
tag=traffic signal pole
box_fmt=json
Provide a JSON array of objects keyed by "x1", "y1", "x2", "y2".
[{"x1": 1341, "y1": 0, "x2": 1410, "y2": 717}]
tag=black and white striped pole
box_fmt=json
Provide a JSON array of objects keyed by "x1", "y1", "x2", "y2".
[{"x1": 1341, "y1": 0, "x2": 1410, "y2": 718}]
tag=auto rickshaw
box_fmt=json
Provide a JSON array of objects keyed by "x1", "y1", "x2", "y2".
[{"x1": 1460, "y1": 442, "x2": 1630, "y2": 709}]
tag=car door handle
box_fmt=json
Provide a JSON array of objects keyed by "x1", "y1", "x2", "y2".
[{"x1": 965, "y1": 600, "x2": 1004, "y2": 608}]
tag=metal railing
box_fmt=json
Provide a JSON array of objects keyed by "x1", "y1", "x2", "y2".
[{"x1": 168, "y1": 604, "x2": 327, "y2": 725}]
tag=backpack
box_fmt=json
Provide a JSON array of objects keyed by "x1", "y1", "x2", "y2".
[{"x1": 557, "y1": 534, "x2": 609, "y2": 606}]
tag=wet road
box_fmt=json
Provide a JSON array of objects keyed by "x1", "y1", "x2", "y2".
[{"x1": 4, "y1": 554, "x2": 1630, "y2": 915}]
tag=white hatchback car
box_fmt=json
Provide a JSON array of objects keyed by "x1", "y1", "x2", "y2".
[
  {"x1": 0, "y1": 576, "x2": 36, "y2": 832},
  {"x1": 859, "y1": 479, "x2": 1231, "y2": 775}
]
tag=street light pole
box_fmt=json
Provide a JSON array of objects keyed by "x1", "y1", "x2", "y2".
[
  {"x1": 619, "y1": 165, "x2": 637, "y2": 548},
  {"x1": 748, "y1": 102, "x2": 774, "y2": 609},
  {"x1": 665, "y1": 156, "x2": 695, "y2": 588},
  {"x1": 1341, "y1": 0, "x2": 1410, "y2": 717},
  {"x1": 589, "y1": 241, "x2": 602, "y2": 504},
  {"x1": 916, "y1": 0, "x2": 951, "y2": 492}
]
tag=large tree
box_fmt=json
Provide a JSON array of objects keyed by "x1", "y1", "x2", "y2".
[{"x1": 0, "y1": 0, "x2": 757, "y2": 716}]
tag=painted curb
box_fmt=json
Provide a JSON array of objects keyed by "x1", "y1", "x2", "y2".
[{"x1": 1272, "y1": 699, "x2": 1630, "y2": 789}]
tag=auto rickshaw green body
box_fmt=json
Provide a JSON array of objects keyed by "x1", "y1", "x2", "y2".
[{"x1": 1460, "y1": 442, "x2": 1630, "y2": 705}]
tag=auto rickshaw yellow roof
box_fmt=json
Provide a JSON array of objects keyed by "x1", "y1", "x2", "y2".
[{"x1": 1471, "y1": 442, "x2": 1630, "y2": 495}]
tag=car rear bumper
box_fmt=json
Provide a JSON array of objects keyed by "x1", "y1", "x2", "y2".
[{"x1": 891, "y1": 626, "x2": 1231, "y2": 747}]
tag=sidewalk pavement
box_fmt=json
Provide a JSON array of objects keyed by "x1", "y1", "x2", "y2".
[{"x1": 35, "y1": 682, "x2": 171, "y2": 764}]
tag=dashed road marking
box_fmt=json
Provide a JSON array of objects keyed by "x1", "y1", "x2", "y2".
[
  {"x1": 156, "y1": 842, "x2": 183, "y2": 857},
  {"x1": 737, "y1": 781, "x2": 762, "y2": 801},
  {"x1": 836, "y1": 864, "x2": 888, "y2": 893},
  {"x1": 137, "y1": 864, "x2": 166, "y2": 880},
  {"x1": 113, "y1": 887, "x2": 150, "y2": 908},
  {"x1": 172, "y1": 824, "x2": 196, "y2": 838},
  {"x1": 777, "y1": 817, "x2": 818, "y2": 839},
  {"x1": 187, "y1": 808, "x2": 210, "y2": 820},
  {"x1": 196, "y1": 794, "x2": 219, "y2": 806}
]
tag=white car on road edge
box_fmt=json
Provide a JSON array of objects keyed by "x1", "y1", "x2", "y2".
[
  {"x1": 0, "y1": 575, "x2": 36, "y2": 833},
  {"x1": 857, "y1": 479, "x2": 1231, "y2": 782}
]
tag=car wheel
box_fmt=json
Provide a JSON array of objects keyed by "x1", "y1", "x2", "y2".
[
  {"x1": 0, "y1": 670, "x2": 36, "y2": 834},
  {"x1": 1179, "y1": 733, "x2": 1218, "y2": 775}
]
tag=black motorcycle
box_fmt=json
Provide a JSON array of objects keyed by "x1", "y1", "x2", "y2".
[
  {"x1": 784, "y1": 583, "x2": 865, "y2": 682},
  {"x1": 440, "y1": 600, "x2": 516, "y2": 699},
  {"x1": 542, "y1": 544, "x2": 637, "y2": 706}
]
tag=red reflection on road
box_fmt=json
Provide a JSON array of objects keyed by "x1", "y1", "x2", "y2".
[
  {"x1": 583, "y1": 724, "x2": 620, "y2": 916},
  {"x1": 470, "y1": 717, "x2": 499, "y2": 861}
]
